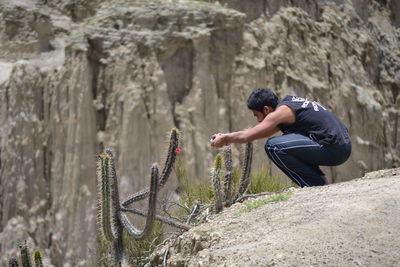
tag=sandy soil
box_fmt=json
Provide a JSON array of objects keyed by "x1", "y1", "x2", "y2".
[{"x1": 151, "y1": 168, "x2": 400, "y2": 267}]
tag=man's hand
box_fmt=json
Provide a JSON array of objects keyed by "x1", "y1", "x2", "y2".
[{"x1": 210, "y1": 133, "x2": 229, "y2": 147}]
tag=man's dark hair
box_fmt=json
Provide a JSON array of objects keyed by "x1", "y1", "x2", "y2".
[{"x1": 247, "y1": 88, "x2": 279, "y2": 111}]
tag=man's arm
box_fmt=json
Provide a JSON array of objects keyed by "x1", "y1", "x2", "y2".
[{"x1": 211, "y1": 105, "x2": 295, "y2": 147}]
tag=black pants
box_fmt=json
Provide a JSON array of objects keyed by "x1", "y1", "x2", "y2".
[{"x1": 265, "y1": 133, "x2": 351, "y2": 187}]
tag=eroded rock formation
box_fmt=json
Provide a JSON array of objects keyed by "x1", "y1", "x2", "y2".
[{"x1": 0, "y1": 0, "x2": 399, "y2": 265}]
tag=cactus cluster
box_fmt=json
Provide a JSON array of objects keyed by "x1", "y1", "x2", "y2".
[
  {"x1": 211, "y1": 143, "x2": 253, "y2": 213},
  {"x1": 8, "y1": 241, "x2": 44, "y2": 267},
  {"x1": 96, "y1": 128, "x2": 190, "y2": 264}
]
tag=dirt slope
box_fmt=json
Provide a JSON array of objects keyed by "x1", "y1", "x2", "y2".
[{"x1": 151, "y1": 168, "x2": 400, "y2": 267}]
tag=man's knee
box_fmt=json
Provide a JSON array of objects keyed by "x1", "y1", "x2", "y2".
[
  {"x1": 264, "y1": 137, "x2": 276, "y2": 156},
  {"x1": 264, "y1": 136, "x2": 280, "y2": 150}
]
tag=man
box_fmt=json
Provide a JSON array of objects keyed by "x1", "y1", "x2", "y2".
[{"x1": 210, "y1": 88, "x2": 351, "y2": 187}]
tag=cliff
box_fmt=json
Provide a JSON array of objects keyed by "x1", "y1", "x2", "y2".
[{"x1": 0, "y1": 0, "x2": 399, "y2": 265}]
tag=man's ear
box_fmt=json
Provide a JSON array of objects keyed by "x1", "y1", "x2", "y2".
[{"x1": 263, "y1": 106, "x2": 273, "y2": 113}]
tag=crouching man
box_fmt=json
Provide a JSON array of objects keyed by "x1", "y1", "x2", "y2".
[{"x1": 210, "y1": 88, "x2": 351, "y2": 187}]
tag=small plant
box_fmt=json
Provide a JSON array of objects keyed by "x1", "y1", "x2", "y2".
[
  {"x1": 96, "y1": 128, "x2": 190, "y2": 264},
  {"x1": 248, "y1": 166, "x2": 294, "y2": 194},
  {"x1": 123, "y1": 221, "x2": 164, "y2": 266},
  {"x1": 236, "y1": 191, "x2": 293, "y2": 215},
  {"x1": 174, "y1": 158, "x2": 214, "y2": 207},
  {"x1": 93, "y1": 222, "x2": 165, "y2": 266}
]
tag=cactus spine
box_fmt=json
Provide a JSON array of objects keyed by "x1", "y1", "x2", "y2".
[
  {"x1": 96, "y1": 128, "x2": 188, "y2": 263},
  {"x1": 211, "y1": 154, "x2": 223, "y2": 213}
]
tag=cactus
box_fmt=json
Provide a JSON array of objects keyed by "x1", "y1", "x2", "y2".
[
  {"x1": 97, "y1": 152, "x2": 114, "y2": 242},
  {"x1": 159, "y1": 128, "x2": 179, "y2": 186},
  {"x1": 223, "y1": 146, "x2": 233, "y2": 206},
  {"x1": 236, "y1": 142, "x2": 253, "y2": 200},
  {"x1": 120, "y1": 206, "x2": 190, "y2": 230},
  {"x1": 211, "y1": 154, "x2": 223, "y2": 213},
  {"x1": 118, "y1": 164, "x2": 158, "y2": 239},
  {"x1": 105, "y1": 148, "x2": 124, "y2": 263},
  {"x1": 96, "y1": 128, "x2": 188, "y2": 264},
  {"x1": 33, "y1": 251, "x2": 43, "y2": 267},
  {"x1": 211, "y1": 143, "x2": 253, "y2": 213},
  {"x1": 96, "y1": 148, "x2": 124, "y2": 261},
  {"x1": 19, "y1": 241, "x2": 31, "y2": 267},
  {"x1": 9, "y1": 258, "x2": 19, "y2": 267}
]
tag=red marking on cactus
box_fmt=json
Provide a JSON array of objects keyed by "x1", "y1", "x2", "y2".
[{"x1": 175, "y1": 148, "x2": 181, "y2": 154}]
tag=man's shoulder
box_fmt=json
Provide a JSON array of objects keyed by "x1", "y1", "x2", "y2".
[
  {"x1": 273, "y1": 104, "x2": 296, "y2": 124},
  {"x1": 278, "y1": 95, "x2": 298, "y2": 106}
]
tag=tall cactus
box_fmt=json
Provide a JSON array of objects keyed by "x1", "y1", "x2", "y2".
[
  {"x1": 211, "y1": 154, "x2": 223, "y2": 213},
  {"x1": 97, "y1": 151, "x2": 114, "y2": 243},
  {"x1": 107, "y1": 148, "x2": 124, "y2": 262},
  {"x1": 96, "y1": 128, "x2": 188, "y2": 264},
  {"x1": 96, "y1": 149, "x2": 125, "y2": 262}
]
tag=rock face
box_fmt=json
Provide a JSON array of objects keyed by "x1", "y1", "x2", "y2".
[
  {"x1": 0, "y1": 0, "x2": 399, "y2": 265},
  {"x1": 150, "y1": 168, "x2": 400, "y2": 267}
]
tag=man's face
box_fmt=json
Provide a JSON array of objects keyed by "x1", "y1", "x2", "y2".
[
  {"x1": 251, "y1": 109, "x2": 267, "y2": 123},
  {"x1": 251, "y1": 106, "x2": 273, "y2": 123}
]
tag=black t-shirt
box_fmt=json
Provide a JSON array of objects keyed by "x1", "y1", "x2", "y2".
[{"x1": 277, "y1": 95, "x2": 351, "y2": 146}]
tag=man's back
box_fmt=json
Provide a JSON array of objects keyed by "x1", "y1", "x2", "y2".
[{"x1": 277, "y1": 95, "x2": 351, "y2": 146}]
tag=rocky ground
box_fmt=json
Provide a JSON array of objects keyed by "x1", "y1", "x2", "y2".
[{"x1": 151, "y1": 168, "x2": 400, "y2": 267}]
